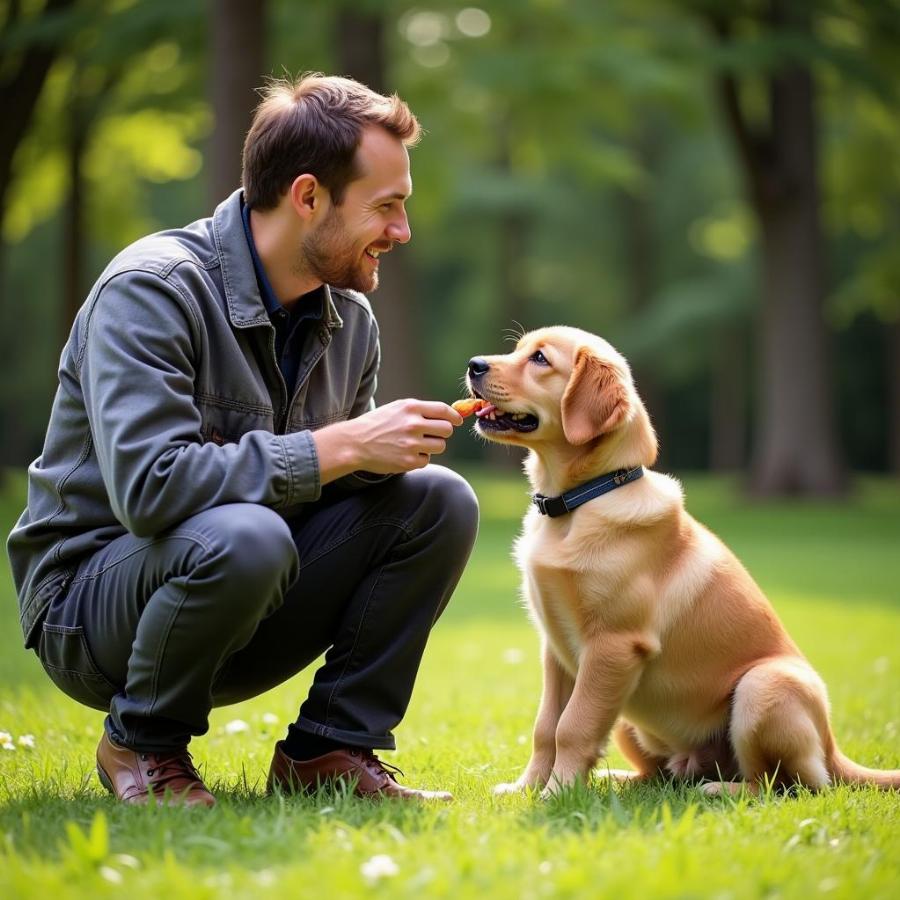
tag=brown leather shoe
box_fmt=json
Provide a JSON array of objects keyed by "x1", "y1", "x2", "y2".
[
  {"x1": 267, "y1": 741, "x2": 452, "y2": 802},
  {"x1": 96, "y1": 732, "x2": 216, "y2": 807}
]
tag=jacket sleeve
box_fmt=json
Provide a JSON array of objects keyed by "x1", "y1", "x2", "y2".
[
  {"x1": 334, "y1": 310, "x2": 394, "y2": 491},
  {"x1": 80, "y1": 270, "x2": 321, "y2": 537}
]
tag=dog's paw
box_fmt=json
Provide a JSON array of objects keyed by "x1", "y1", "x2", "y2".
[
  {"x1": 593, "y1": 767, "x2": 642, "y2": 782},
  {"x1": 700, "y1": 780, "x2": 746, "y2": 798},
  {"x1": 493, "y1": 780, "x2": 531, "y2": 796}
]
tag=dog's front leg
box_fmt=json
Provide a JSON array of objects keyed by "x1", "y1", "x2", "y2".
[
  {"x1": 543, "y1": 633, "x2": 651, "y2": 797},
  {"x1": 494, "y1": 643, "x2": 574, "y2": 794}
]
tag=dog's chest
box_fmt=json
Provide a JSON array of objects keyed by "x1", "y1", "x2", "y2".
[
  {"x1": 517, "y1": 512, "x2": 650, "y2": 672},
  {"x1": 517, "y1": 526, "x2": 600, "y2": 671}
]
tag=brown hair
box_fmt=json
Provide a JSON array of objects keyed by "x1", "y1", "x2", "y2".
[{"x1": 241, "y1": 73, "x2": 421, "y2": 210}]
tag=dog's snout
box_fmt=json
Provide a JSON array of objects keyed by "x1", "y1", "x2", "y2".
[{"x1": 468, "y1": 357, "x2": 490, "y2": 377}]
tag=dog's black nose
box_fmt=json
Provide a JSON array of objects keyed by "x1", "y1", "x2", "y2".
[{"x1": 468, "y1": 357, "x2": 490, "y2": 377}]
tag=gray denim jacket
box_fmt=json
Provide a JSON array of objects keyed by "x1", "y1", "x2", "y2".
[{"x1": 8, "y1": 189, "x2": 385, "y2": 648}]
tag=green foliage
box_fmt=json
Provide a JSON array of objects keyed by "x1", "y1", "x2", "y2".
[
  {"x1": 3, "y1": 0, "x2": 207, "y2": 245},
  {"x1": 1, "y1": 0, "x2": 898, "y2": 469}
]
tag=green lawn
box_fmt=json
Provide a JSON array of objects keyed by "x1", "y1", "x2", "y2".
[{"x1": 1, "y1": 468, "x2": 898, "y2": 899}]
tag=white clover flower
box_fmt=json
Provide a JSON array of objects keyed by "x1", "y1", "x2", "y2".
[
  {"x1": 2, "y1": 742, "x2": 15, "y2": 752},
  {"x1": 224, "y1": 719, "x2": 249, "y2": 735},
  {"x1": 502, "y1": 647, "x2": 525, "y2": 664},
  {"x1": 261, "y1": 712, "x2": 279, "y2": 726},
  {"x1": 0, "y1": 731, "x2": 12, "y2": 744},
  {"x1": 18, "y1": 734, "x2": 36, "y2": 748},
  {"x1": 99, "y1": 867, "x2": 123, "y2": 885},
  {"x1": 360, "y1": 854, "x2": 399, "y2": 883}
]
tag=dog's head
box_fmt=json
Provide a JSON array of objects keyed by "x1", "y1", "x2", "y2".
[{"x1": 465, "y1": 326, "x2": 657, "y2": 485}]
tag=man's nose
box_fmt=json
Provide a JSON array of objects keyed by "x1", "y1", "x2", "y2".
[
  {"x1": 386, "y1": 211, "x2": 411, "y2": 244},
  {"x1": 468, "y1": 357, "x2": 490, "y2": 377}
]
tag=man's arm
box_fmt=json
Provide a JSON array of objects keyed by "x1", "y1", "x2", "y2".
[
  {"x1": 81, "y1": 272, "x2": 323, "y2": 537},
  {"x1": 312, "y1": 397, "x2": 463, "y2": 483}
]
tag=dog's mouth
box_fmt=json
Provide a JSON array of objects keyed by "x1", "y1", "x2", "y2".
[{"x1": 470, "y1": 389, "x2": 539, "y2": 434}]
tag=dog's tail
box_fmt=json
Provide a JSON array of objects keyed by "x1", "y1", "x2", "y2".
[{"x1": 828, "y1": 749, "x2": 900, "y2": 790}]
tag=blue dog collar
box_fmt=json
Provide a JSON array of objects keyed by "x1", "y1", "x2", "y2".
[{"x1": 532, "y1": 466, "x2": 644, "y2": 517}]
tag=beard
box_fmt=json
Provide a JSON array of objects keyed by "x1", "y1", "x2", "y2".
[{"x1": 300, "y1": 206, "x2": 379, "y2": 294}]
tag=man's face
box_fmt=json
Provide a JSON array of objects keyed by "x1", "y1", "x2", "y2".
[{"x1": 301, "y1": 125, "x2": 413, "y2": 293}]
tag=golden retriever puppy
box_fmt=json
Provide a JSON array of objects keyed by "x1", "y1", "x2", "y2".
[{"x1": 465, "y1": 326, "x2": 899, "y2": 797}]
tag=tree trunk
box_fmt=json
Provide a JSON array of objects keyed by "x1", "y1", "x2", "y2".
[
  {"x1": 209, "y1": 0, "x2": 267, "y2": 207},
  {"x1": 889, "y1": 319, "x2": 900, "y2": 475},
  {"x1": 335, "y1": 8, "x2": 422, "y2": 404},
  {"x1": 750, "y1": 56, "x2": 846, "y2": 495},
  {"x1": 711, "y1": 1, "x2": 846, "y2": 496},
  {"x1": 0, "y1": 0, "x2": 76, "y2": 239},
  {"x1": 63, "y1": 99, "x2": 89, "y2": 338},
  {"x1": 0, "y1": 0, "x2": 75, "y2": 471}
]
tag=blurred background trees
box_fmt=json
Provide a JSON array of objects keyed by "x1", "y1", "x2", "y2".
[{"x1": 1, "y1": 0, "x2": 897, "y2": 496}]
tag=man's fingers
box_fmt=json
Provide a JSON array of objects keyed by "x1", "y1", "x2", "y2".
[
  {"x1": 420, "y1": 437, "x2": 448, "y2": 455},
  {"x1": 411, "y1": 400, "x2": 464, "y2": 426},
  {"x1": 421, "y1": 420, "x2": 454, "y2": 440}
]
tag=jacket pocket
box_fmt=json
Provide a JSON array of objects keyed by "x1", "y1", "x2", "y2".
[
  {"x1": 39, "y1": 623, "x2": 118, "y2": 711},
  {"x1": 197, "y1": 395, "x2": 274, "y2": 445}
]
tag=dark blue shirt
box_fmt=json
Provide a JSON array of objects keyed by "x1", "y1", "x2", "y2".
[{"x1": 241, "y1": 199, "x2": 323, "y2": 395}]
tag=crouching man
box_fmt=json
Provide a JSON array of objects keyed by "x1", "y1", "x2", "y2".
[{"x1": 7, "y1": 74, "x2": 478, "y2": 807}]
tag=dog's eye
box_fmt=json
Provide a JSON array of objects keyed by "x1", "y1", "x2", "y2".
[{"x1": 529, "y1": 350, "x2": 550, "y2": 366}]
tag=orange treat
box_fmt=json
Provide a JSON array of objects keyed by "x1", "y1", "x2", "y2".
[{"x1": 452, "y1": 398, "x2": 488, "y2": 418}]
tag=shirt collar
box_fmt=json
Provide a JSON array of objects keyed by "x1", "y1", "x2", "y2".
[{"x1": 241, "y1": 198, "x2": 324, "y2": 322}]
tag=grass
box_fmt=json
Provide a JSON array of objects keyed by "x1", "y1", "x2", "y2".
[{"x1": 1, "y1": 467, "x2": 898, "y2": 899}]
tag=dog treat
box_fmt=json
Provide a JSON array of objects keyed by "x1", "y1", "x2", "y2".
[{"x1": 452, "y1": 398, "x2": 489, "y2": 418}]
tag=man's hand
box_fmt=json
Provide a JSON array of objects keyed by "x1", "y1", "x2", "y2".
[{"x1": 313, "y1": 399, "x2": 464, "y2": 485}]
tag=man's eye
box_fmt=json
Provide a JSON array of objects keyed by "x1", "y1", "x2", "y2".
[{"x1": 530, "y1": 350, "x2": 549, "y2": 366}]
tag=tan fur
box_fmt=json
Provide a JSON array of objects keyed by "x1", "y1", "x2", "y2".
[{"x1": 471, "y1": 326, "x2": 899, "y2": 797}]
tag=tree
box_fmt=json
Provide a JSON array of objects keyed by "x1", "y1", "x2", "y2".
[
  {"x1": 704, "y1": 0, "x2": 847, "y2": 495},
  {"x1": 208, "y1": 0, "x2": 267, "y2": 206},
  {"x1": 0, "y1": 0, "x2": 78, "y2": 263}
]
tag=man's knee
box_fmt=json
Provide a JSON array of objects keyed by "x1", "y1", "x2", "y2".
[
  {"x1": 186, "y1": 503, "x2": 298, "y2": 593},
  {"x1": 414, "y1": 465, "x2": 480, "y2": 548}
]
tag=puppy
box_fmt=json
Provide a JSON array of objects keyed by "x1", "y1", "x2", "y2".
[{"x1": 466, "y1": 326, "x2": 899, "y2": 797}]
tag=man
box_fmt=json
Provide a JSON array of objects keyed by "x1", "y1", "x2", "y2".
[{"x1": 7, "y1": 74, "x2": 478, "y2": 807}]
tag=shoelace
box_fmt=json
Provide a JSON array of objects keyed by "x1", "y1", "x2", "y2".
[
  {"x1": 140, "y1": 750, "x2": 202, "y2": 789},
  {"x1": 351, "y1": 749, "x2": 406, "y2": 783}
]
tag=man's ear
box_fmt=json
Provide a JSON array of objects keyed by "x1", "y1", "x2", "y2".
[
  {"x1": 560, "y1": 348, "x2": 628, "y2": 445},
  {"x1": 288, "y1": 174, "x2": 323, "y2": 220}
]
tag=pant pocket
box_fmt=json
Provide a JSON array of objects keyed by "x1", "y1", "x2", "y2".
[{"x1": 39, "y1": 623, "x2": 118, "y2": 712}]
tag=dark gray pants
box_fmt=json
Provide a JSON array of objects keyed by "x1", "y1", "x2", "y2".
[{"x1": 36, "y1": 466, "x2": 479, "y2": 752}]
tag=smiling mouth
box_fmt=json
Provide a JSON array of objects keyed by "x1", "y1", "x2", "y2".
[
  {"x1": 471, "y1": 390, "x2": 539, "y2": 433},
  {"x1": 365, "y1": 245, "x2": 391, "y2": 262}
]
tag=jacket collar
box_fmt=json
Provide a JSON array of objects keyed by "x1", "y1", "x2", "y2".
[{"x1": 212, "y1": 188, "x2": 343, "y2": 331}]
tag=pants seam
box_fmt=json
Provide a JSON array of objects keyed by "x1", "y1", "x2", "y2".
[
  {"x1": 297, "y1": 518, "x2": 410, "y2": 572},
  {"x1": 70, "y1": 530, "x2": 215, "y2": 584},
  {"x1": 322, "y1": 553, "x2": 392, "y2": 729}
]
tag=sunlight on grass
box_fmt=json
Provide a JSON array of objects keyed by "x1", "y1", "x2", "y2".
[{"x1": 1, "y1": 470, "x2": 899, "y2": 898}]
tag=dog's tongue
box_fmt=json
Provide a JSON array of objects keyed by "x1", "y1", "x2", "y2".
[{"x1": 475, "y1": 402, "x2": 497, "y2": 417}]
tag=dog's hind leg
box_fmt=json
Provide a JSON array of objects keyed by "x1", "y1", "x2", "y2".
[
  {"x1": 607, "y1": 720, "x2": 669, "y2": 781},
  {"x1": 702, "y1": 657, "x2": 831, "y2": 797}
]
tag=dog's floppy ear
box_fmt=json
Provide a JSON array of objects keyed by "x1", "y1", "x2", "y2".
[{"x1": 561, "y1": 347, "x2": 628, "y2": 445}]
